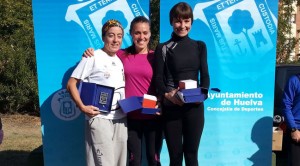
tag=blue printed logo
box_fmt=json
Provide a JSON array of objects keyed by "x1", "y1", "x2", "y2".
[
  {"x1": 51, "y1": 89, "x2": 81, "y2": 121},
  {"x1": 65, "y1": 0, "x2": 148, "y2": 49},
  {"x1": 193, "y1": 0, "x2": 277, "y2": 80}
]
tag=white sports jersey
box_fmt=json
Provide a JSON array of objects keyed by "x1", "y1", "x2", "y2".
[{"x1": 71, "y1": 49, "x2": 126, "y2": 119}]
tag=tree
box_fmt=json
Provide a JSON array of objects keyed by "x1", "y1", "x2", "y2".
[
  {"x1": 0, "y1": 0, "x2": 39, "y2": 114},
  {"x1": 277, "y1": 0, "x2": 300, "y2": 63},
  {"x1": 228, "y1": 9, "x2": 255, "y2": 55},
  {"x1": 150, "y1": 0, "x2": 160, "y2": 50}
]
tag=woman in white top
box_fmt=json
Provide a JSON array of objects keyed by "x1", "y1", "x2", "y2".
[{"x1": 67, "y1": 19, "x2": 127, "y2": 166}]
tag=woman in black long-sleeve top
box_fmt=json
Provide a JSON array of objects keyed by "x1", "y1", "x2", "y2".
[{"x1": 154, "y1": 2, "x2": 210, "y2": 166}]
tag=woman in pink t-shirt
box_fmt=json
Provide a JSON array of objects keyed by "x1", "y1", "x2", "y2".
[{"x1": 84, "y1": 16, "x2": 162, "y2": 166}]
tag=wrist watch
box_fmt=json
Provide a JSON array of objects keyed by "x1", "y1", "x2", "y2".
[{"x1": 291, "y1": 128, "x2": 298, "y2": 133}]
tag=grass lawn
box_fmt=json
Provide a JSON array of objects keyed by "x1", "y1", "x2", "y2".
[{"x1": 0, "y1": 114, "x2": 43, "y2": 166}]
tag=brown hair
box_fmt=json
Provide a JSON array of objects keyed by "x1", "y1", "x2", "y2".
[
  {"x1": 169, "y1": 2, "x2": 193, "y2": 25},
  {"x1": 126, "y1": 16, "x2": 151, "y2": 54},
  {"x1": 102, "y1": 19, "x2": 124, "y2": 38}
]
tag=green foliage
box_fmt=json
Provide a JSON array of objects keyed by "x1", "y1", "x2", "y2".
[
  {"x1": 277, "y1": 0, "x2": 300, "y2": 63},
  {"x1": 150, "y1": 0, "x2": 160, "y2": 50},
  {"x1": 0, "y1": 0, "x2": 39, "y2": 114}
]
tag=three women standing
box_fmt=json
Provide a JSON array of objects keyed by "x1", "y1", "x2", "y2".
[{"x1": 82, "y1": 2, "x2": 210, "y2": 165}]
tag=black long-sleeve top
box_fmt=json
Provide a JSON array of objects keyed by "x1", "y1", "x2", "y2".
[{"x1": 154, "y1": 33, "x2": 210, "y2": 96}]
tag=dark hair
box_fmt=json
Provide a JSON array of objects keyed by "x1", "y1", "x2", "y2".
[
  {"x1": 169, "y1": 2, "x2": 193, "y2": 25},
  {"x1": 126, "y1": 16, "x2": 151, "y2": 54},
  {"x1": 129, "y1": 16, "x2": 151, "y2": 34},
  {"x1": 102, "y1": 19, "x2": 124, "y2": 38}
]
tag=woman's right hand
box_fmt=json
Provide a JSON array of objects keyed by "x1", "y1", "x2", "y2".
[
  {"x1": 80, "y1": 105, "x2": 100, "y2": 117},
  {"x1": 83, "y1": 48, "x2": 95, "y2": 58},
  {"x1": 164, "y1": 88, "x2": 184, "y2": 106}
]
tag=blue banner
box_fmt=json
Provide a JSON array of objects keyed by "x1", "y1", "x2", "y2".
[
  {"x1": 32, "y1": 0, "x2": 150, "y2": 165},
  {"x1": 160, "y1": 0, "x2": 278, "y2": 165},
  {"x1": 32, "y1": 0, "x2": 278, "y2": 165}
]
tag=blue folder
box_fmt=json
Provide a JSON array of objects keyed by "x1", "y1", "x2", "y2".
[
  {"x1": 176, "y1": 88, "x2": 206, "y2": 103},
  {"x1": 141, "y1": 108, "x2": 160, "y2": 115},
  {"x1": 78, "y1": 82, "x2": 115, "y2": 112},
  {"x1": 118, "y1": 96, "x2": 143, "y2": 113},
  {"x1": 118, "y1": 96, "x2": 160, "y2": 114}
]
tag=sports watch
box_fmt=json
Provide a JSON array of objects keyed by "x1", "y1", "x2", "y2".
[{"x1": 291, "y1": 128, "x2": 298, "y2": 133}]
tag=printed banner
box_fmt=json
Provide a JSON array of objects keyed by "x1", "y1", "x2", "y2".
[
  {"x1": 32, "y1": 0, "x2": 150, "y2": 165},
  {"x1": 160, "y1": 0, "x2": 278, "y2": 165}
]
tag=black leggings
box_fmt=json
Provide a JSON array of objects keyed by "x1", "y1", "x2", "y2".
[
  {"x1": 162, "y1": 103, "x2": 204, "y2": 166},
  {"x1": 287, "y1": 132, "x2": 300, "y2": 166},
  {"x1": 127, "y1": 119, "x2": 163, "y2": 166}
]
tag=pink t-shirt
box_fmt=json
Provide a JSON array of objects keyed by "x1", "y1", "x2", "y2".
[{"x1": 117, "y1": 49, "x2": 156, "y2": 119}]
